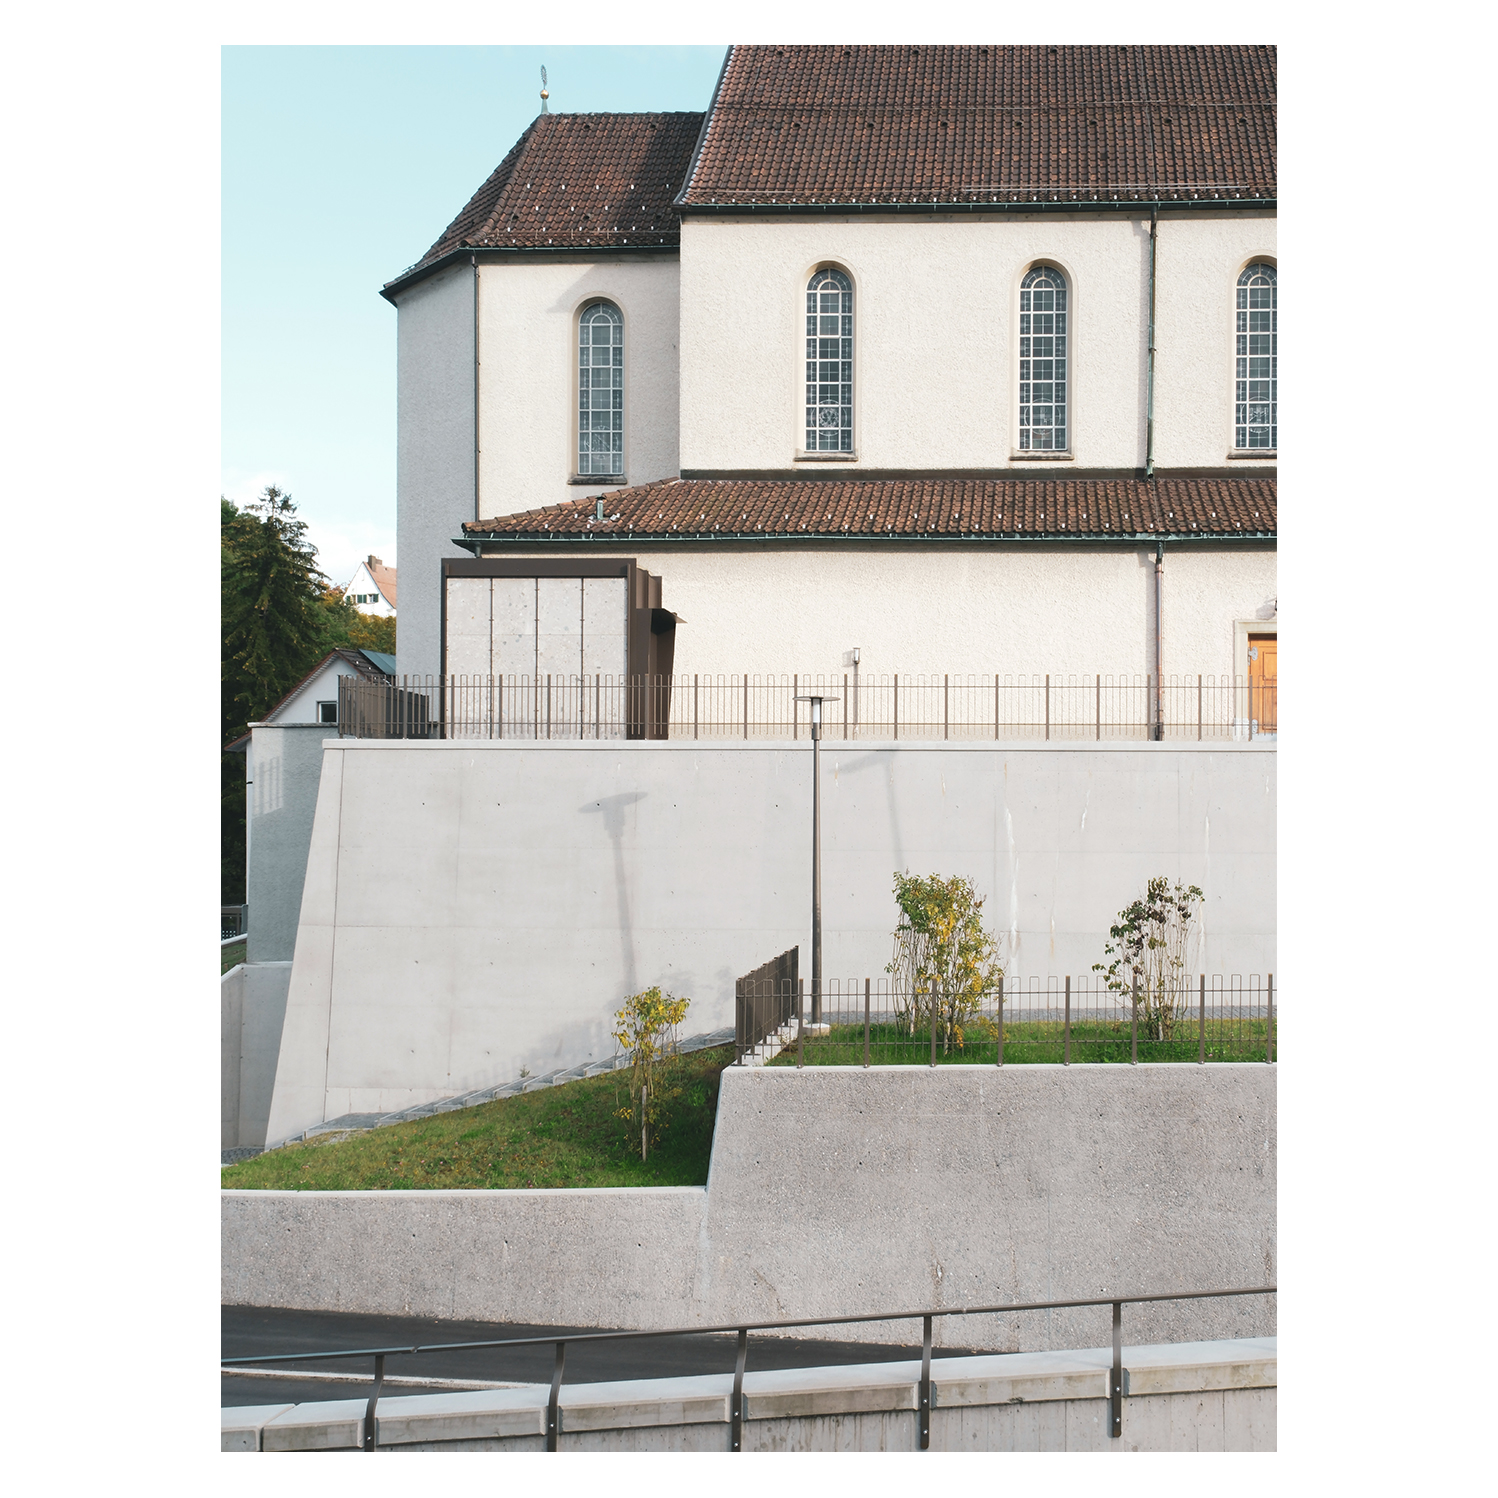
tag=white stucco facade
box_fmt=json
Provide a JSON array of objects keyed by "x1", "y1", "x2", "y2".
[
  {"x1": 472, "y1": 541, "x2": 1276, "y2": 685},
  {"x1": 677, "y1": 212, "x2": 1275, "y2": 474},
  {"x1": 475, "y1": 256, "x2": 681, "y2": 514},
  {"x1": 394, "y1": 261, "x2": 476, "y2": 680}
]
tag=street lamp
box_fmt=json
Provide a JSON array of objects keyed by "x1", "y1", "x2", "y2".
[{"x1": 794, "y1": 694, "x2": 837, "y2": 1025}]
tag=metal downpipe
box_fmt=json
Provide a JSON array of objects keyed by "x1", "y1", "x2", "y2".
[{"x1": 1145, "y1": 203, "x2": 1158, "y2": 480}]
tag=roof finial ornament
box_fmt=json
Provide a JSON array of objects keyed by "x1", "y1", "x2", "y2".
[{"x1": 540, "y1": 66, "x2": 549, "y2": 114}]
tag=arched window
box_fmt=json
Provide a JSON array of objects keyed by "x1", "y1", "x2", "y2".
[
  {"x1": 1235, "y1": 264, "x2": 1277, "y2": 449},
  {"x1": 805, "y1": 268, "x2": 853, "y2": 452},
  {"x1": 1019, "y1": 266, "x2": 1068, "y2": 451},
  {"x1": 578, "y1": 300, "x2": 623, "y2": 476}
]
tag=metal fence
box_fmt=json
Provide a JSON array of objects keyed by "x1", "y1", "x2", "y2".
[
  {"x1": 223, "y1": 1283, "x2": 1276, "y2": 1451},
  {"x1": 735, "y1": 948, "x2": 800, "y2": 1063},
  {"x1": 222, "y1": 905, "x2": 247, "y2": 940},
  {"x1": 339, "y1": 672, "x2": 1277, "y2": 743},
  {"x1": 737, "y1": 974, "x2": 1276, "y2": 1067}
]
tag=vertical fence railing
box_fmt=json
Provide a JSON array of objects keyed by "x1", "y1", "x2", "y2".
[
  {"x1": 732, "y1": 974, "x2": 1277, "y2": 1067},
  {"x1": 339, "y1": 673, "x2": 1275, "y2": 744}
]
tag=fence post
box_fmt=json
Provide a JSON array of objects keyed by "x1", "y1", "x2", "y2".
[
  {"x1": 1199, "y1": 974, "x2": 1206, "y2": 1064},
  {"x1": 1249, "y1": 670, "x2": 1255, "y2": 740},
  {"x1": 1197, "y1": 673, "x2": 1203, "y2": 742},
  {"x1": 1131, "y1": 974, "x2": 1139, "y2": 1065},
  {"x1": 796, "y1": 978, "x2": 804, "y2": 1069},
  {"x1": 693, "y1": 674, "x2": 699, "y2": 740},
  {"x1": 996, "y1": 974, "x2": 1004, "y2": 1067},
  {"x1": 1266, "y1": 973, "x2": 1274, "y2": 1063},
  {"x1": 864, "y1": 978, "x2": 870, "y2": 1069},
  {"x1": 793, "y1": 674, "x2": 798, "y2": 740},
  {"x1": 547, "y1": 1341, "x2": 565, "y2": 1451},
  {"x1": 1109, "y1": 1302, "x2": 1123, "y2": 1438},
  {"x1": 731, "y1": 1327, "x2": 748, "y2": 1451},
  {"x1": 894, "y1": 674, "x2": 899, "y2": 739},
  {"x1": 919, "y1": 1314, "x2": 933, "y2": 1450},
  {"x1": 362, "y1": 1353, "x2": 385, "y2": 1450},
  {"x1": 995, "y1": 673, "x2": 1000, "y2": 740},
  {"x1": 546, "y1": 674, "x2": 552, "y2": 740},
  {"x1": 1096, "y1": 673, "x2": 1101, "y2": 741},
  {"x1": 1045, "y1": 674, "x2": 1050, "y2": 741},
  {"x1": 743, "y1": 675, "x2": 748, "y2": 740},
  {"x1": 844, "y1": 674, "x2": 849, "y2": 740},
  {"x1": 930, "y1": 993, "x2": 937, "y2": 1067},
  {"x1": 1063, "y1": 975, "x2": 1070, "y2": 1064},
  {"x1": 944, "y1": 674, "x2": 949, "y2": 739}
]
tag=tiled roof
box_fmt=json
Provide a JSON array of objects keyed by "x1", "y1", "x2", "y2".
[
  {"x1": 366, "y1": 555, "x2": 398, "y2": 608},
  {"x1": 463, "y1": 477, "x2": 1276, "y2": 543},
  {"x1": 393, "y1": 112, "x2": 703, "y2": 284},
  {"x1": 681, "y1": 45, "x2": 1275, "y2": 206}
]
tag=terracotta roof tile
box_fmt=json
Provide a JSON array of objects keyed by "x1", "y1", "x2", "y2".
[
  {"x1": 464, "y1": 477, "x2": 1276, "y2": 543},
  {"x1": 394, "y1": 112, "x2": 703, "y2": 283},
  {"x1": 681, "y1": 45, "x2": 1275, "y2": 206}
]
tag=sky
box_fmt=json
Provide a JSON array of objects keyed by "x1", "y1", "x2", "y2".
[{"x1": 222, "y1": 45, "x2": 727, "y2": 587}]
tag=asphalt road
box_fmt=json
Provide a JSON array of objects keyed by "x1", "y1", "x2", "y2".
[{"x1": 222, "y1": 1305, "x2": 968, "y2": 1408}]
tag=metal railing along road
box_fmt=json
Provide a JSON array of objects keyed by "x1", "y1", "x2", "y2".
[
  {"x1": 339, "y1": 672, "x2": 1278, "y2": 743},
  {"x1": 222, "y1": 1285, "x2": 1275, "y2": 1451},
  {"x1": 738, "y1": 973, "x2": 1276, "y2": 1068}
]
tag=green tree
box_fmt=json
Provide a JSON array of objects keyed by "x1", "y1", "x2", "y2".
[
  {"x1": 886, "y1": 872, "x2": 1004, "y2": 1053},
  {"x1": 611, "y1": 986, "x2": 691, "y2": 1160},
  {"x1": 221, "y1": 486, "x2": 338, "y2": 901},
  {"x1": 318, "y1": 585, "x2": 397, "y2": 656},
  {"x1": 1092, "y1": 877, "x2": 1204, "y2": 1040}
]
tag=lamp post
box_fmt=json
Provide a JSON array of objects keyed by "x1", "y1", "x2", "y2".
[{"x1": 794, "y1": 694, "x2": 837, "y2": 1025}]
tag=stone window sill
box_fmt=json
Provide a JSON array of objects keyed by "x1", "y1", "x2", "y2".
[
  {"x1": 569, "y1": 474, "x2": 627, "y2": 486},
  {"x1": 794, "y1": 450, "x2": 859, "y2": 462},
  {"x1": 1010, "y1": 450, "x2": 1074, "y2": 461},
  {"x1": 1227, "y1": 450, "x2": 1276, "y2": 460}
]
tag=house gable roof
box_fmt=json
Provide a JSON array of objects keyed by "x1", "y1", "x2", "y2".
[
  {"x1": 680, "y1": 44, "x2": 1275, "y2": 208},
  {"x1": 225, "y1": 648, "x2": 396, "y2": 751},
  {"x1": 385, "y1": 112, "x2": 704, "y2": 294},
  {"x1": 461, "y1": 476, "x2": 1276, "y2": 545}
]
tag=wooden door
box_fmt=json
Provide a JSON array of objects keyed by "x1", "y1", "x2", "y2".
[{"x1": 1248, "y1": 634, "x2": 1277, "y2": 733}]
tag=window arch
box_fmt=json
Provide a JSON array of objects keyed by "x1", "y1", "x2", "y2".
[
  {"x1": 805, "y1": 268, "x2": 853, "y2": 452},
  {"x1": 1019, "y1": 266, "x2": 1068, "y2": 451},
  {"x1": 578, "y1": 300, "x2": 623, "y2": 476},
  {"x1": 1235, "y1": 264, "x2": 1276, "y2": 449}
]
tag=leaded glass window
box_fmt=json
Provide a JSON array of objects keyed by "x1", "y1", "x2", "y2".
[
  {"x1": 578, "y1": 300, "x2": 623, "y2": 475},
  {"x1": 1019, "y1": 266, "x2": 1068, "y2": 451},
  {"x1": 805, "y1": 268, "x2": 853, "y2": 452},
  {"x1": 1235, "y1": 264, "x2": 1276, "y2": 449}
]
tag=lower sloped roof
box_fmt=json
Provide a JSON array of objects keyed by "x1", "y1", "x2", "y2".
[{"x1": 461, "y1": 476, "x2": 1276, "y2": 545}]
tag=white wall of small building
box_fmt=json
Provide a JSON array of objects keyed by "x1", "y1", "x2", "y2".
[
  {"x1": 677, "y1": 211, "x2": 1276, "y2": 474},
  {"x1": 475, "y1": 255, "x2": 681, "y2": 513}
]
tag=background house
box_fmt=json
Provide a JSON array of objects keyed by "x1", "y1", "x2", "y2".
[{"x1": 339, "y1": 554, "x2": 397, "y2": 617}]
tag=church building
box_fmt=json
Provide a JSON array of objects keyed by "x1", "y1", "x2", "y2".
[{"x1": 380, "y1": 44, "x2": 1276, "y2": 738}]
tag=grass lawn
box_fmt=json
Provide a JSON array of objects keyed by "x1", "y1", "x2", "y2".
[
  {"x1": 221, "y1": 940, "x2": 247, "y2": 975},
  {"x1": 769, "y1": 1018, "x2": 1277, "y2": 1067},
  {"x1": 221, "y1": 1046, "x2": 733, "y2": 1191}
]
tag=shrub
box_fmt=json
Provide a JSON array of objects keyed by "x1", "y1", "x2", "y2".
[
  {"x1": 611, "y1": 985, "x2": 691, "y2": 1159},
  {"x1": 886, "y1": 872, "x2": 1004, "y2": 1054},
  {"x1": 1092, "y1": 877, "x2": 1204, "y2": 1040}
]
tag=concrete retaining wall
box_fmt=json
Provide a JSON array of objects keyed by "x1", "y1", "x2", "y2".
[
  {"x1": 224, "y1": 1336, "x2": 1276, "y2": 1452},
  {"x1": 225, "y1": 1063, "x2": 1275, "y2": 1349},
  {"x1": 263, "y1": 738, "x2": 1275, "y2": 1144}
]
